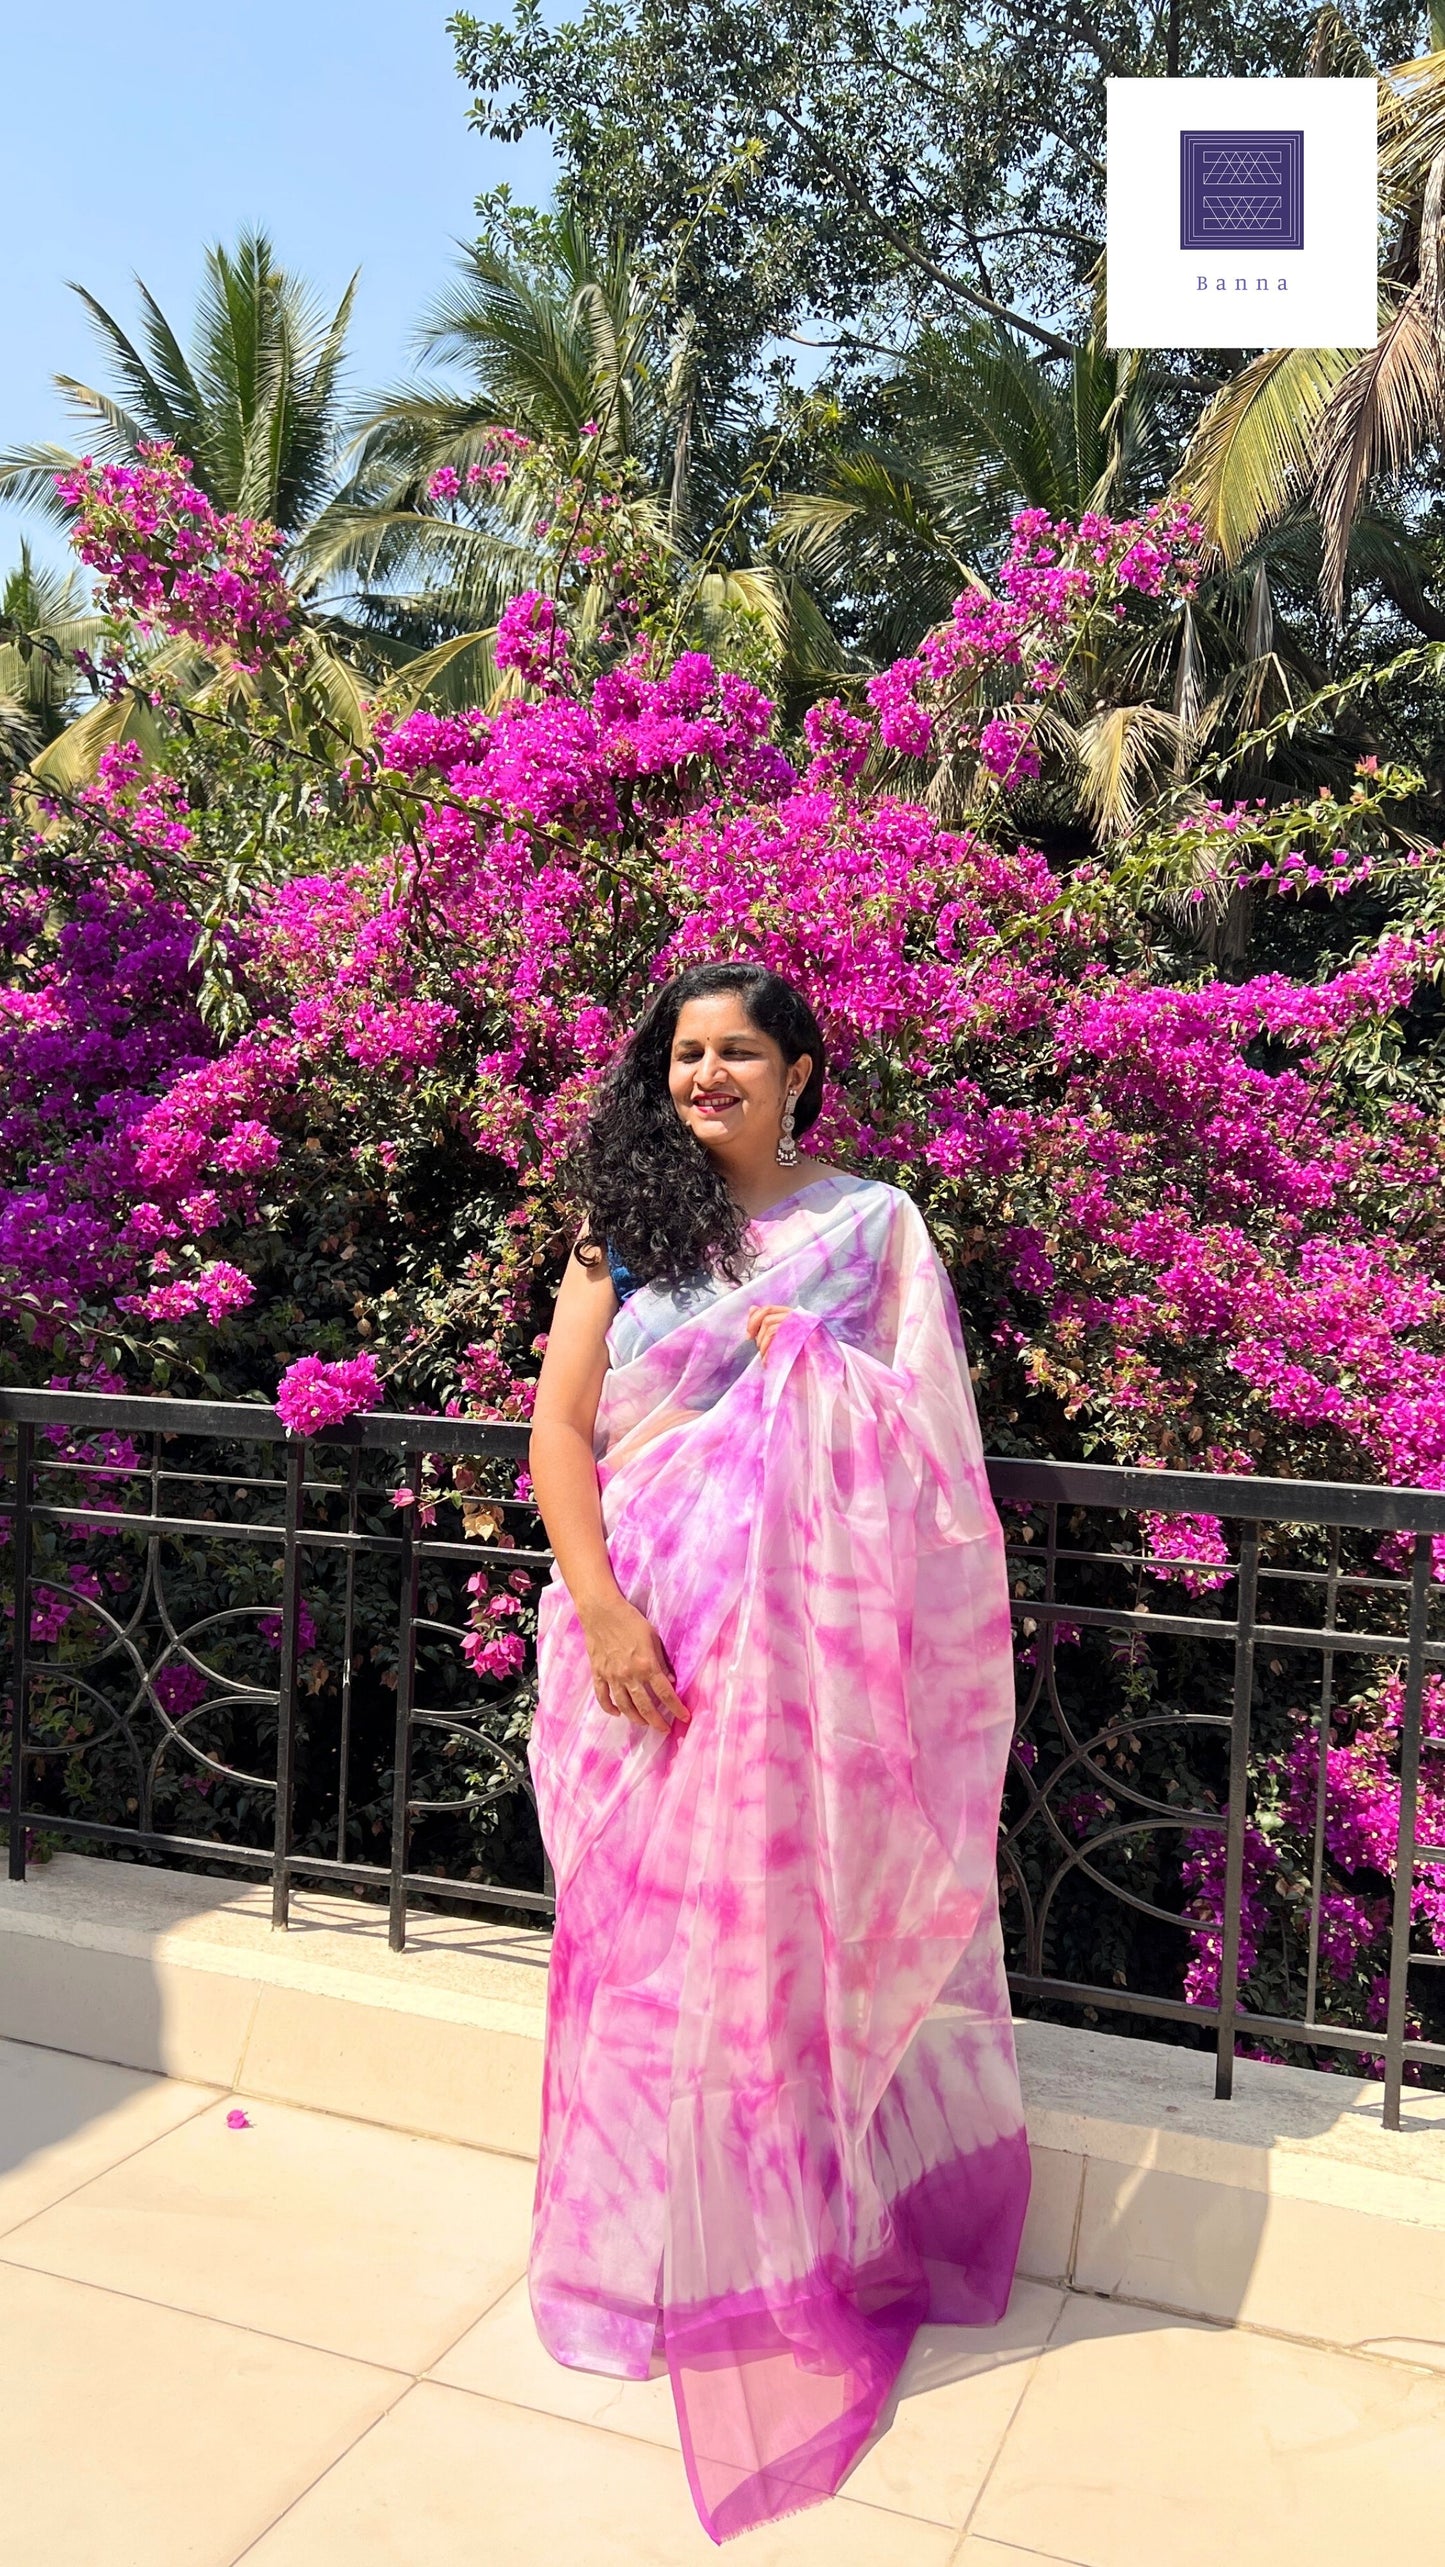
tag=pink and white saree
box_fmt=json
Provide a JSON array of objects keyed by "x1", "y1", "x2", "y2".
[{"x1": 528, "y1": 1171, "x2": 1029, "y2": 2542}]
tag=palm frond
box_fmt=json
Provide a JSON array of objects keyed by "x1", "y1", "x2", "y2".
[
  {"x1": 65, "y1": 282, "x2": 197, "y2": 448},
  {"x1": 28, "y1": 686, "x2": 170, "y2": 789},
  {"x1": 1178, "y1": 345, "x2": 1355, "y2": 562},
  {"x1": 1072, "y1": 702, "x2": 1183, "y2": 837},
  {"x1": 0, "y1": 442, "x2": 100, "y2": 528},
  {"x1": 1314, "y1": 155, "x2": 1445, "y2": 620}
]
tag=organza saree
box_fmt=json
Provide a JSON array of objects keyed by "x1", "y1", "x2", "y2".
[{"x1": 528, "y1": 1171, "x2": 1029, "y2": 2542}]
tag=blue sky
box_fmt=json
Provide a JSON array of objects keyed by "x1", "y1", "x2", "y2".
[{"x1": 3, "y1": 1, "x2": 555, "y2": 573}]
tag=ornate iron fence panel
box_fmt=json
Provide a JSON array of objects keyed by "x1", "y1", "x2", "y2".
[{"x1": 4, "y1": 1390, "x2": 1445, "y2": 2128}]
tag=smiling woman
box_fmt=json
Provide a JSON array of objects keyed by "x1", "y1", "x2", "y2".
[{"x1": 524, "y1": 960, "x2": 1029, "y2": 2544}]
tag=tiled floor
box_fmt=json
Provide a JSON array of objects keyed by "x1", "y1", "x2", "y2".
[{"x1": 3, "y1": 2033, "x2": 1442, "y2": 2566}]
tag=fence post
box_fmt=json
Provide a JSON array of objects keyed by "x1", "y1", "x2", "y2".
[
  {"x1": 1214, "y1": 1522, "x2": 1260, "y2": 2101},
  {"x1": 7, "y1": 1423, "x2": 33, "y2": 1881},
  {"x1": 1382, "y1": 1532, "x2": 1431, "y2": 2131},
  {"x1": 388, "y1": 1449, "x2": 423, "y2": 1953},
  {"x1": 270, "y1": 1442, "x2": 306, "y2": 1931}
]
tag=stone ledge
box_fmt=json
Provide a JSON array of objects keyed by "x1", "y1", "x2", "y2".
[{"x1": 3, "y1": 1851, "x2": 1443, "y2": 2363}]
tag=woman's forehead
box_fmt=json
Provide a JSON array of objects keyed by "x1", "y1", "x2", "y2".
[{"x1": 672, "y1": 995, "x2": 767, "y2": 1044}]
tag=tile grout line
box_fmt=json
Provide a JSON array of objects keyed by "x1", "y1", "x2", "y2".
[
  {"x1": 419, "y1": 2264, "x2": 535, "y2": 2377},
  {"x1": 949, "y1": 2287, "x2": 1081, "y2": 2558},
  {"x1": 1050, "y1": 2279, "x2": 1445, "y2": 2379},
  {"x1": 222, "y1": 2375, "x2": 419, "y2": 2566},
  {"x1": 0, "y1": 2080, "x2": 224, "y2": 2246},
  {"x1": 0, "y1": 2244, "x2": 421, "y2": 2374}
]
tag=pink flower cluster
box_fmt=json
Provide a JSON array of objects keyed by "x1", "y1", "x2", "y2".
[
  {"x1": 274, "y1": 1351, "x2": 383, "y2": 1435},
  {"x1": 864, "y1": 502, "x2": 1203, "y2": 787},
  {"x1": 54, "y1": 444, "x2": 292, "y2": 668},
  {"x1": 495, "y1": 588, "x2": 572, "y2": 690},
  {"x1": 1183, "y1": 1672, "x2": 1445, "y2": 2044}
]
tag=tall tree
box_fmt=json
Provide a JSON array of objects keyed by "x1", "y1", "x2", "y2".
[
  {"x1": 1180, "y1": 16, "x2": 1445, "y2": 632},
  {"x1": 453, "y1": 0, "x2": 1421, "y2": 403},
  {"x1": 344, "y1": 211, "x2": 839, "y2": 683},
  {"x1": 774, "y1": 326, "x2": 1179, "y2": 658},
  {"x1": 0, "y1": 233, "x2": 498, "y2": 768},
  {"x1": 0, "y1": 230, "x2": 356, "y2": 583},
  {"x1": 0, "y1": 544, "x2": 105, "y2": 771}
]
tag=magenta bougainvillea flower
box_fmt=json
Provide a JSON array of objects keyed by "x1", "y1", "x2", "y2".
[{"x1": 275, "y1": 1352, "x2": 383, "y2": 1436}]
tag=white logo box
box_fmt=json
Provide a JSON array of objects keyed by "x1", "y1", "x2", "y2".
[{"x1": 1106, "y1": 77, "x2": 1378, "y2": 349}]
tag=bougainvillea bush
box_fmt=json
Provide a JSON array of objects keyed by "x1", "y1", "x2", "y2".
[{"x1": 4, "y1": 443, "x2": 1445, "y2": 2059}]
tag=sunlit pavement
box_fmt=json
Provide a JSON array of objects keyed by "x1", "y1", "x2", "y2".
[{"x1": 2, "y1": 2033, "x2": 1442, "y2": 2566}]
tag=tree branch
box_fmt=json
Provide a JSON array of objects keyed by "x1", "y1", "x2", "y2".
[{"x1": 768, "y1": 102, "x2": 1079, "y2": 357}]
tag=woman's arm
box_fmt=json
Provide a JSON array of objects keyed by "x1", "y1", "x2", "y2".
[{"x1": 530, "y1": 1247, "x2": 689, "y2": 1735}]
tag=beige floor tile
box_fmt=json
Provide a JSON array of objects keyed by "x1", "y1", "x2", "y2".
[
  {"x1": 953, "y1": 2543, "x2": 1088, "y2": 2566},
  {"x1": 0, "y1": 2092, "x2": 536, "y2": 2370},
  {"x1": 435, "y1": 2273, "x2": 1062, "y2": 2530},
  {"x1": 0, "y1": 2036, "x2": 217, "y2": 2235},
  {"x1": 973, "y1": 2293, "x2": 1445, "y2": 2566},
  {"x1": 844, "y1": 2280, "x2": 1064, "y2": 2525},
  {"x1": 0, "y1": 2260, "x2": 402, "y2": 2567},
  {"x1": 236, "y1": 2379, "x2": 963, "y2": 2566}
]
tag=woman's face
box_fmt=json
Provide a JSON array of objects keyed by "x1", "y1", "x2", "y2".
[{"x1": 667, "y1": 994, "x2": 809, "y2": 1161}]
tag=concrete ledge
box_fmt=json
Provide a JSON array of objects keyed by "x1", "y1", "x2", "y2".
[
  {"x1": 3, "y1": 1852, "x2": 1444, "y2": 2363},
  {"x1": 0, "y1": 1854, "x2": 550, "y2": 2159}
]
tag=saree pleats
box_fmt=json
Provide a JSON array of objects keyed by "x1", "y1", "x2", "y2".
[{"x1": 528, "y1": 1175, "x2": 1029, "y2": 2541}]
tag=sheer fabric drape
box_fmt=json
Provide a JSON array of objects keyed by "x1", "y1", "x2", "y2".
[{"x1": 528, "y1": 1174, "x2": 1029, "y2": 2541}]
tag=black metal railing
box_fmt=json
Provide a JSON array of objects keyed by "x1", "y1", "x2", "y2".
[{"x1": 4, "y1": 1388, "x2": 1444, "y2": 2128}]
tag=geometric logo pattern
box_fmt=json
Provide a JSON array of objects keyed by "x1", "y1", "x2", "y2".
[{"x1": 1180, "y1": 129, "x2": 1304, "y2": 251}]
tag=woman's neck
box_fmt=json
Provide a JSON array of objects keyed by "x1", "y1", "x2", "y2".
[{"x1": 723, "y1": 1152, "x2": 833, "y2": 1218}]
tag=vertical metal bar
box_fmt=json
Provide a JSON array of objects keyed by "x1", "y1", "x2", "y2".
[
  {"x1": 270, "y1": 1443, "x2": 305, "y2": 1932},
  {"x1": 388, "y1": 1450, "x2": 422, "y2": 1953},
  {"x1": 1214, "y1": 1523, "x2": 1260, "y2": 2102},
  {"x1": 335, "y1": 1447, "x2": 359, "y2": 1865},
  {"x1": 1382, "y1": 1532, "x2": 1431, "y2": 2132},
  {"x1": 7, "y1": 1423, "x2": 33, "y2": 1881},
  {"x1": 1303, "y1": 1526, "x2": 1340, "y2": 2030}
]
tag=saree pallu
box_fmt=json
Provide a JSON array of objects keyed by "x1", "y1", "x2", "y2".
[{"x1": 528, "y1": 1172, "x2": 1029, "y2": 2543}]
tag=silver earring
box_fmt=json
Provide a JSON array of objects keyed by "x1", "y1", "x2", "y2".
[{"x1": 776, "y1": 1088, "x2": 799, "y2": 1168}]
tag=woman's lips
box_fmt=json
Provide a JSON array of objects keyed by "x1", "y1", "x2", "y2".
[{"x1": 692, "y1": 1093, "x2": 739, "y2": 1116}]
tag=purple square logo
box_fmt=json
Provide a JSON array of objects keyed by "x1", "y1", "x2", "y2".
[{"x1": 1180, "y1": 129, "x2": 1304, "y2": 251}]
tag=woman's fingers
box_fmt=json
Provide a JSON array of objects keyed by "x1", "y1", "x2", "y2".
[
  {"x1": 584, "y1": 1602, "x2": 689, "y2": 1732},
  {"x1": 618, "y1": 1675, "x2": 675, "y2": 1732},
  {"x1": 649, "y1": 1665, "x2": 690, "y2": 1724},
  {"x1": 593, "y1": 1664, "x2": 689, "y2": 1730},
  {"x1": 747, "y1": 1302, "x2": 792, "y2": 1361}
]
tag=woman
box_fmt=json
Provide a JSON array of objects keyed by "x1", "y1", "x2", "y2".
[{"x1": 527, "y1": 960, "x2": 1029, "y2": 2544}]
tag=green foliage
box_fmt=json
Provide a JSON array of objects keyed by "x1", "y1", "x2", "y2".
[{"x1": 452, "y1": 0, "x2": 1421, "y2": 394}]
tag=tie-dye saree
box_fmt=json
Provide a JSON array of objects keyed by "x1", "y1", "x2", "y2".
[{"x1": 528, "y1": 1171, "x2": 1029, "y2": 2543}]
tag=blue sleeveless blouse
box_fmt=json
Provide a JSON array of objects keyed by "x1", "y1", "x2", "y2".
[{"x1": 606, "y1": 1242, "x2": 639, "y2": 1302}]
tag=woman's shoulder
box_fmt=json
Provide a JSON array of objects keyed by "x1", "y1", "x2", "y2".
[{"x1": 827, "y1": 1170, "x2": 925, "y2": 1218}]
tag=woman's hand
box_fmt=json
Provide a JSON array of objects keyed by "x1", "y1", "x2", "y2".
[
  {"x1": 747, "y1": 1302, "x2": 796, "y2": 1363},
  {"x1": 579, "y1": 1593, "x2": 690, "y2": 1733}
]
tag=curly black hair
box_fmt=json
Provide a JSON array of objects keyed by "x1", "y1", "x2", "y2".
[{"x1": 568, "y1": 962, "x2": 827, "y2": 1290}]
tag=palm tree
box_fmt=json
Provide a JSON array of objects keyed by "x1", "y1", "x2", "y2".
[
  {"x1": 334, "y1": 212, "x2": 837, "y2": 689},
  {"x1": 1179, "y1": 10, "x2": 1445, "y2": 630},
  {"x1": 772, "y1": 323, "x2": 1176, "y2": 664},
  {"x1": 0, "y1": 232, "x2": 491, "y2": 773},
  {"x1": 771, "y1": 322, "x2": 1346, "y2": 837},
  {"x1": 0, "y1": 544, "x2": 106, "y2": 772},
  {"x1": 0, "y1": 229, "x2": 355, "y2": 551}
]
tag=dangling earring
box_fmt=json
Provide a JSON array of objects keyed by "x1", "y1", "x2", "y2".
[{"x1": 776, "y1": 1085, "x2": 799, "y2": 1168}]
